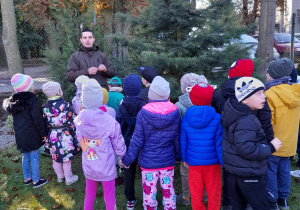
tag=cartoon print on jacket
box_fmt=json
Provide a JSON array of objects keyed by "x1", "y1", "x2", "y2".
[
  {"x1": 143, "y1": 182, "x2": 151, "y2": 195},
  {"x1": 162, "y1": 188, "x2": 171, "y2": 198},
  {"x1": 80, "y1": 136, "x2": 101, "y2": 160}
]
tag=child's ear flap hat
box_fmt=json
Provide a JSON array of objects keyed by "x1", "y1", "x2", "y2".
[
  {"x1": 101, "y1": 88, "x2": 109, "y2": 104},
  {"x1": 228, "y1": 59, "x2": 254, "y2": 78},
  {"x1": 235, "y1": 77, "x2": 265, "y2": 102},
  {"x1": 81, "y1": 79, "x2": 103, "y2": 109},
  {"x1": 75, "y1": 75, "x2": 89, "y2": 90},
  {"x1": 11, "y1": 73, "x2": 34, "y2": 92},
  {"x1": 42, "y1": 81, "x2": 63, "y2": 98}
]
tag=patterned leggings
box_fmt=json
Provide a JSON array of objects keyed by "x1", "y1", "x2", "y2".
[{"x1": 141, "y1": 168, "x2": 176, "y2": 210}]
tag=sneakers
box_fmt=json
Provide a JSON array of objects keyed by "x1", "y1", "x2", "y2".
[
  {"x1": 33, "y1": 179, "x2": 48, "y2": 188},
  {"x1": 115, "y1": 176, "x2": 124, "y2": 186},
  {"x1": 270, "y1": 202, "x2": 279, "y2": 210},
  {"x1": 290, "y1": 170, "x2": 300, "y2": 178},
  {"x1": 66, "y1": 175, "x2": 78, "y2": 185},
  {"x1": 277, "y1": 198, "x2": 289, "y2": 210},
  {"x1": 127, "y1": 199, "x2": 137, "y2": 210},
  {"x1": 24, "y1": 178, "x2": 33, "y2": 186},
  {"x1": 176, "y1": 193, "x2": 191, "y2": 205},
  {"x1": 57, "y1": 176, "x2": 64, "y2": 183}
]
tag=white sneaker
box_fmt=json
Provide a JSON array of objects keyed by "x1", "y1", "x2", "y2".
[
  {"x1": 57, "y1": 177, "x2": 64, "y2": 183},
  {"x1": 290, "y1": 170, "x2": 300, "y2": 178},
  {"x1": 66, "y1": 175, "x2": 78, "y2": 185}
]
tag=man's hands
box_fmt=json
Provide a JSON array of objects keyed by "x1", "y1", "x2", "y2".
[
  {"x1": 98, "y1": 64, "x2": 107, "y2": 72},
  {"x1": 88, "y1": 67, "x2": 99, "y2": 75},
  {"x1": 88, "y1": 65, "x2": 107, "y2": 75}
]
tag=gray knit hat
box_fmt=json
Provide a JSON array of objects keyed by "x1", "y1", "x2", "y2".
[
  {"x1": 267, "y1": 58, "x2": 294, "y2": 79},
  {"x1": 148, "y1": 76, "x2": 170, "y2": 100},
  {"x1": 81, "y1": 79, "x2": 103, "y2": 109}
]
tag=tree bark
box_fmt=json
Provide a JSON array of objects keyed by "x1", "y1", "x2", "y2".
[
  {"x1": 257, "y1": 0, "x2": 276, "y2": 77},
  {"x1": 1, "y1": 0, "x2": 24, "y2": 76},
  {"x1": 243, "y1": 0, "x2": 248, "y2": 25}
]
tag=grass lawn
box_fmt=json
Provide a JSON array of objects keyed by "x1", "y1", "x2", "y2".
[{"x1": 0, "y1": 145, "x2": 299, "y2": 210}]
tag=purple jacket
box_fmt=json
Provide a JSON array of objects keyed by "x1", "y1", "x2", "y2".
[
  {"x1": 122, "y1": 101, "x2": 181, "y2": 169},
  {"x1": 74, "y1": 109, "x2": 126, "y2": 181}
]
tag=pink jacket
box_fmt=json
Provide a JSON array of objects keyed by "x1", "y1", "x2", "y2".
[{"x1": 74, "y1": 109, "x2": 126, "y2": 181}]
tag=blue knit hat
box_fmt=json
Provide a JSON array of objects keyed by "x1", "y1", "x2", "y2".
[{"x1": 123, "y1": 74, "x2": 141, "y2": 96}]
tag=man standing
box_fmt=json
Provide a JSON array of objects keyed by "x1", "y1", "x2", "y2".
[{"x1": 67, "y1": 29, "x2": 115, "y2": 90}]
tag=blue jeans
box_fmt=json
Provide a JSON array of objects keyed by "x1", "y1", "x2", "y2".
[
  {"x1": 22, "y1": 149, "x2": 40, "y2": 182},
  {"x1": 266, "y1": 156, "x2": 290, "y2": 202}
]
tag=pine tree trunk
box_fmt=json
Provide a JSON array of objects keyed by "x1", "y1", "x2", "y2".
[
  {"x1": 243, "y1": 0, "x2": 248, "y2": 25},
  {"x1": 257, "y1": 0, "x2": 276, "y2": 76},
  {"x1": 111, "y1": 0, "x2": 118, "y2": 58},
  {"x1": 1, "y1": 0, "x2": 23, "y2": 76}
]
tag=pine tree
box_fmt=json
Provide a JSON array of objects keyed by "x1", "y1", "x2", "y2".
[{"x1": 126, "y1": 0, "x2": 250, "y2": 101}]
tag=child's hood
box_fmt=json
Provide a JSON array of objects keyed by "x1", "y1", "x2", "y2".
[
  {"x1": 267, "y1": 84, "x2": 300, "y2": 109},
  {"x1": 142, "y1": 101, "x2": 179, "y2": 129},
  {"x1": 184, "y1": 105, "x2": 216, "y2": 129},
  {"x1": 177, "y1": 93, "x2": 193, "y2": 109},
  {"x1": 75, "y1": 109, "x2": 114, "y2": 139},
  {"x1": 221, "y1": 99, "x2": 253, "y2": 128}
]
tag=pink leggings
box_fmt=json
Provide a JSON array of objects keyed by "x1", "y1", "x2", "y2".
[
  {"x1": 52, "y1": 161, "x2": 72, "y2": 180},
  {"x1": 84, "y1": 178, "x2": 116, "y2": 210}
]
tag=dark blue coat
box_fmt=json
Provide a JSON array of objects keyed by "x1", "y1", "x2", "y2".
[
  {"x1": 181, "y1": 106, "x2": 223, "y2": 166},
  {"x1": 222, "y1": 99, "x2": 275, "y2": 177},
  {"x1": 122, "y1": 101, "x2": 181, "y2": 169},
  {"x1": 116, "y1": 96, "x2": 146, "y2": 147}
]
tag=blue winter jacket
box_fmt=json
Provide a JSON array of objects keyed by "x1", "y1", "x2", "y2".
[
  {"x1": 122, "y1": 101, "x2": 181, "y2": 169},
  {"x1": 181, "y1": 105, "x2": 223, "y2": 166}
]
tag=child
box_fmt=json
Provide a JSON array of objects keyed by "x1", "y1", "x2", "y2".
[
  {"x1": 120, "y1": 76, "x2": 181, "y2": 210},
  {"x1": 265, "y1": 58, "x2": 300, "y2": 209},
  {"x1": 222, "y1": 77, "x2": 282, "y2": 210},
  {"x1": 42, "y1": 81, "x2": 79, "y2": 185},
  {"x1": 107, "y1": 77, "x2": 124, "y2": 111},
  {"x1": 74, "y1": 79, "x2": 126, "y2": 210},
  {"x1": 101, "y1": 88, "x2": 116, "y2": 118},
  {"x1": 137, "y1": 66, "x2": 158, "y2": 103},
  {"x1": 3, "y1": 74, "x2": 48, "y2": 188},
  {"x1": 181, "y1": 83, "x2": 223, "y2": 210},
  {"x1": 72, "y1": 75, "x2": 89, "y2": 115},
  {"x1": 175, "y1": 73, "x2": 208, "y2": 205},
  {"x1": 100, "y1": 87, "x2": 124, "y2": 186},
  {"x1": 116, "y1": 74, "x2": 146, "y2": 210}
]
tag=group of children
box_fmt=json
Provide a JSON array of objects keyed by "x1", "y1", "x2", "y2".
[{"x1": 3, "y1": 57, "x2": 300, "y2": 210}]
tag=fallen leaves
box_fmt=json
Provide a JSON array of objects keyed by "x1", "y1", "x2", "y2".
[
  {"x1": 51, "y1": 203, "x2": 62, "y2": 209},
  {"x1": 96, "y1": 192, "x2": 103, "y2": 197},
  {"x1": 14, "y1": 168, "x2": 20, "y2": 173},
  {"x1": 32, "y1": 194, "x2": 43, "y2": 198},
  {"x1": 12, "y1": 186, "x2": 18, "y2": 191},
  {"x1": 0, "y1": 168, "x2": 9, "y2": 174},
  {"x1": 65, "y1": 188, "x2": 76, "y2": 193}
]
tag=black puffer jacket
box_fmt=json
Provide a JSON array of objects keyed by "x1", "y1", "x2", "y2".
[
  {"x1": 221, "y1": 99, "x2": 275, "y2": 177},
  {"x1": 4, "y1": 92, "x2": 47, "y2": 153},
  {"x1": 212, "y1": 77, "x2": 274, "y2": 142},
  {"x1": 116, "y1": 96, "x2": 146, "y2": 147}
]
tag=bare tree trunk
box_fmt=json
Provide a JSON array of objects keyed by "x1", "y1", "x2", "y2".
[
  {"x1": 243, "y1": 0, "x2": 248, "y2": 25},
  {"x1": 279, "y1": 5, "x2": 285, "y2": 32},
  {"x1": 111, "y1": 0, "x2": 118, "y2": 58},
  {"x1": 257, "y1": 0, "x2": 276, "y2": 77},
  {"x1": 1, "y1": 0, "x2": 23, "y2": 76}
]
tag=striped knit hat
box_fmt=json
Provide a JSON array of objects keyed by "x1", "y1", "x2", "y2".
[{"x1": 11, "y1": 73, "x2": 34, "y2": 92}]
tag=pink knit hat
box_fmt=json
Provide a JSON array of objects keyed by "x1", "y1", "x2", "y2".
[{"x1": 11, "y1": 73, "x2": 34, "y2": 92}]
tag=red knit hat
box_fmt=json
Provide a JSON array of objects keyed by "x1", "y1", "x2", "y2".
[
  {"x1": 189, "y1": 84, "x2": 215, "y2": 106},
  {"x1": 228, "y1": 59, "x2": 254, "y2": 78}
]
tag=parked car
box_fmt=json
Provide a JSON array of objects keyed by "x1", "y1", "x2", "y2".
[
  {"x1": 295, "y1": 33, "x2": 300, "y2": 40},
  {"x1": 274, "y1": 33, "x2": 300, "y2": 57},
  {"x1": 214, "y1": 34, "x2": 280, "y2": 60}
]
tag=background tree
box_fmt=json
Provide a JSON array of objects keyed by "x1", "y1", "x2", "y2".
[
  {"x1": 1, "y1": 0, "x2": 23, "y2": 76},
  {"x1": 120, "y1": 0, "x2": 249, "y2": 100}
]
